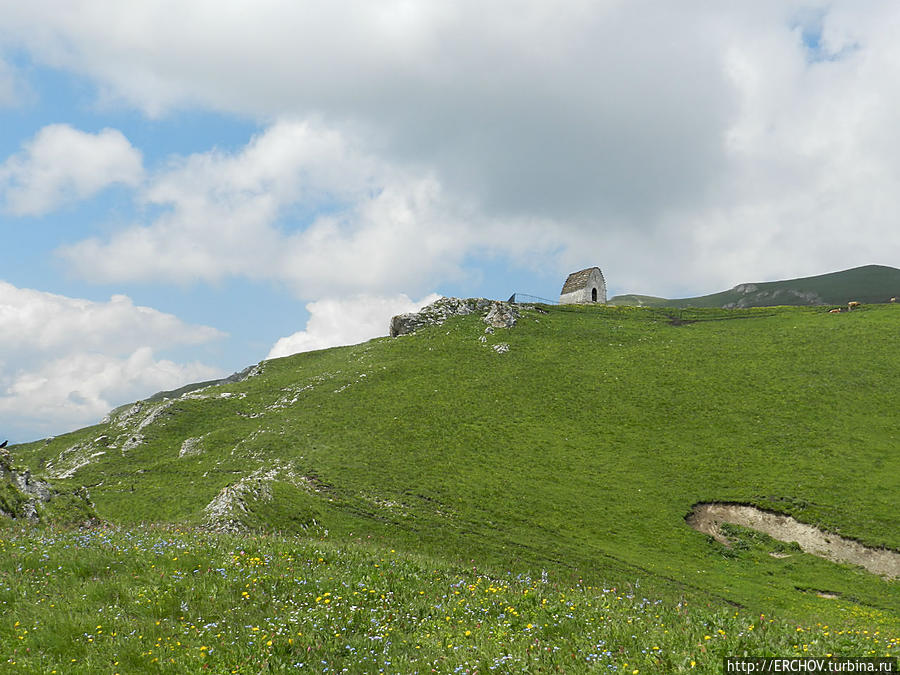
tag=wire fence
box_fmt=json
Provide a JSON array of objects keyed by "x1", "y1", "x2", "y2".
[{"x1": 507, "y1": 293, "x2": 559, "y2": 305}]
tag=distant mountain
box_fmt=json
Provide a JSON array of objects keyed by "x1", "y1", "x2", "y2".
[{"x1": 609, "y1": 264, "x2": 900, "y2": 308}]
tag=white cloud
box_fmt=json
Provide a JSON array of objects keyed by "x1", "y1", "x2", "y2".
[
  {"x1": 0, "y1": 124, "x2": 143, "y2": 215},
  {"x1": 0, "y1": 56, "x2": 24, "y2": 106},
  {"x1": 5, "y1": 2, "x2": 900, "y2": 296},
  {"x1": 58, "y1": 120, "x2": 542, "y2": 297},
  {"x1": 0, "y1": 1, "x2": 738, "y2": 220},
  {"x1": 0, "y1": 283, "x2": 221, "y2": 353},
  {"x1": 267, "y1": 293, "x2": 440, "y2": 359},
  {"x1": 0, "y1": 349, "x2": 219, "y2": 442},
  {"x1": 0, "y1": 282, "x2": 223, "y2": 441}
]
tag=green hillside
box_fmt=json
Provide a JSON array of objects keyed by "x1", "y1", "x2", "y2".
[
  {"x1": 9, "y1": 301, "x2": 900, "y2": 634},
  {"x1": 1, "y1": 524, "x2": 892, "y2": 674},
  {"x1": 609, "y1": 264, "x2": 900, "y2": 308}
]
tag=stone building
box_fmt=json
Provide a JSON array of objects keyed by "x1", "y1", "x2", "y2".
[{"x1": 559, "y1": 267, "x2": 607, "y2": 305}]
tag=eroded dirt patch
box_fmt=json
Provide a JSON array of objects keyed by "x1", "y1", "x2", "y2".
[{"x1": 686, "y1": 502, "x2": 900, "y2": 579}]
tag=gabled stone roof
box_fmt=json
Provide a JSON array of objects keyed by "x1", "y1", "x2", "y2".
[{"x1": 561, "y1": 267, "x2": 602, "y2": 294}]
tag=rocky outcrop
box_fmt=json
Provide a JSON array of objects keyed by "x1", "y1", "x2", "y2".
[
  {"x1": 203, "y1": 463, "x2": 323, "y2": 533},
  {"x1": 484, "y1": 303, "x2": 518, "y2": 329},
  {"x1": 1, "y1": 448, "x2": 52, "y2": 521},
  {"x1": 204, "y1": 467, "x2": 281, "y2": 533},
  {"x1": 0, "y1": 447, "x2": 95, "y2": 523},
  {"x1": 142, "y1": 363, "x2": 263, "y2": 404},
  {"x1": 724, "y1": 287, "x2": 823, "y2": 309},
  {"x1": 390, "y1": 297, "x2": 522, "y2": 337},
  {"x1": 179, "y1": 435, "x2": 206, "y2": 458}
]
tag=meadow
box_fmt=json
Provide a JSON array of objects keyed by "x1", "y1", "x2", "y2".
[
  {"x1": 1, "y1": 523, "x2": 895, "y2": 674},
  {"x1": 7, "y1": 301, "x2": 900, "y2": 670}
]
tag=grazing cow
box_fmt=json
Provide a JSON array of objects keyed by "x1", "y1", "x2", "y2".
[
  {"x1": 848, "y1": 301, "x2": 861, "y2": 310},
  {"x1": 829, "y1": 308, "x2": 842, "y2": 314}
]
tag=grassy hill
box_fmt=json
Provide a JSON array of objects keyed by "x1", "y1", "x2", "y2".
[
  {"x1": 10, "y1": 300, "x2": 900, "y2": 623},
  {"x1": 609, "y1": 264, "x2": 900, "y2": 308}
]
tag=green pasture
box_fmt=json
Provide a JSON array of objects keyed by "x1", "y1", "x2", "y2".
[
  {"x1": 0, "y1": 524, "x2": 895, "y2": 674},
  {"x1": 11, "y1": 302, "x2": 900, "y2": 633}
]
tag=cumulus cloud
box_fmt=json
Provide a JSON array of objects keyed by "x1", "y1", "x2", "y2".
[
  {"x1": 6, "y1": 2, "x2": 900, "y2": 295},
  {"x1": 58, "y1": 120, "x2": 552, "y2": 297},
  {"x1": 267, "y1": 293, "x2": 440, "y2": 359},
  {"x1": 0, "y1": 1, "x2": 736, "y2": 222},
  {"x1": 0, "y1": 124, "x2": 143, "y2": 215},
  {"x1": 0, "y1": 282, "x2": 223, "y2": 441}
]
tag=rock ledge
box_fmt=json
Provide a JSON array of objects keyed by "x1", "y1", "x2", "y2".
[{"x1": 390, "y1": 297, "x2": 521, "y2": 337}]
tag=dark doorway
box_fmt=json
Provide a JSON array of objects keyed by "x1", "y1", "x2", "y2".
[{"x1": 591, "y1": 288, "x2": 598, "y2": 302}]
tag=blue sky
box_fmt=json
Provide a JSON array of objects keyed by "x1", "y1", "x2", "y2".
[{"x1": 2, "y1": 1, "x2": 899, "y2": 442}]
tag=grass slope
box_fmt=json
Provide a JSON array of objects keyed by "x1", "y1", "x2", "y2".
[
  {"x1": 2, "y1": 523, "x2": 895, "y2": 674},
  {"x1": 11, "y1": 302, "x2": 900, "y2": 631},
  {"x1": 609, "y1": 264, "x2": 900, "y2": 308}
]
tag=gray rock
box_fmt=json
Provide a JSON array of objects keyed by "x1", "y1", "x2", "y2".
[
  {"x1": 179, "y1": 436, "x2": 205, "y2": 458},
  {"x1": 1, "y1": 448, "x2": 95, "y2": 523},
  {"x1": 122, "y1": 434, "x2": 144, "y2": 453},
  {"x1": 390, "y1": 297, "x2": 521, "y2": 337},
  {"x1": 13, "y1": 470, "x2": 52, "y2": 502},
  {"x1": 21, "y1": 501, "x2": 39, "y2": 521},
  {"x1": 484, "y1": 304, "x2": 518, "y2": 328}
]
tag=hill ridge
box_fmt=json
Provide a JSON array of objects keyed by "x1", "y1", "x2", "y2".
[{"x1": 610, "y1": 263, "x2": 900, "y2": 308}]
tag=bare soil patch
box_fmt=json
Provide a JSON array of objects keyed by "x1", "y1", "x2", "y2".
[{"x1": 686, "y1": 502, "x2": 900, "y2": 579}]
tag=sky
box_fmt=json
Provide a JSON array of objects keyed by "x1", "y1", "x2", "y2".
[{"x1": 2, "y1": 1, "x2": 899, "y2": 442}]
